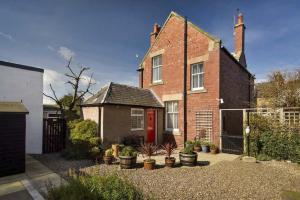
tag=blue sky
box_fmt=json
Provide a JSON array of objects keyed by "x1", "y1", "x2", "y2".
[{"x1": 0, "y1": 0, "x2": 300, "y2": 103}]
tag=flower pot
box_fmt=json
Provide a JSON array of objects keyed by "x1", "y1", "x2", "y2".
[
  {"x1": 211, "y1": 148, "x2": 218, "y2": 154},
  {"x1": 144, "y1": 159, "x2": 155, "y2": 170},
  {"x1": 165, "y1": 157, "x2": 176, "y2": 168},
  {"x1": 194, "y1": 146, "x2": 201, "y2": 152},
  {"x1": 179, "y1": 152, "x2": 197, "y2": 166},
  {"x1": 103, "y1": 155, "x2": 113, "y2": 165},
  {"x1": 201, "y1": 145, "x2": 210, "y2": 153},
  {"x1": 119, "y1": 155, "x2": 137, "y2": 169}
]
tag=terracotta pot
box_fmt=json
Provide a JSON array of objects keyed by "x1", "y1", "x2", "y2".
[
  {"x1": 119, "y1": 156, "x2": 137, "y2": 169},
  {"x1": 211, "y1": 148, "x2": 218, "y2": 154},
  {"x1": 165, "y1": 157, "x2": 176, "y2": 168},
  {"x1": 144, "y1": 159, "x2": 155, "y2": 170},
  {"x1": 103, "y1": 155, "x2": 113, "y2": 165},
  {"x1": 179, "y1": 152, "x2": 197, "y2": 166},
  {"x1": 194, "y1": 146, "x2": 201, "y2": 152}
]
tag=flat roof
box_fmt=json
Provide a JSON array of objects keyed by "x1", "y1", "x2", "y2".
[
  {"x1": 0, "y1": 60, "x2": 44, "y2": 73},
  {"x1": 0, "y1": 102, "x2": 29, "y2": 114}
]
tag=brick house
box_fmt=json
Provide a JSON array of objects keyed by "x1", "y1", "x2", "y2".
[
  {"x1": 137, "y1": 11, "x2": 254, "y2": 148},
  {"x1": 83, "y1": 11, "x2": 254, "y2": 152}
]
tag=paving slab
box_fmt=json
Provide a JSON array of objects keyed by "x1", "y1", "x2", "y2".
[
  {"x1": 0, "y1": 190, "x2": 32, "y2": 200},
  {"x1": 0, "y1": 155, "x2": 65, "y2": 200}
]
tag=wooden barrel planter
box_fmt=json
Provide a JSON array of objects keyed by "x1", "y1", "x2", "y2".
[
  {"x1": 179, "y1": 152, "x2": 197, "y2": 166},
  {"x1": 119, "y1": 156, "x2": 137, "y2": 169}
]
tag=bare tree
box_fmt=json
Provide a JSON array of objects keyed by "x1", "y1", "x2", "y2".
[{"x1": 43, "y1": 58, "x2": 95, "y2": 117}]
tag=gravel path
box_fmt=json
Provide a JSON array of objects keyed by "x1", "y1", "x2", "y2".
[{"x1": 34, "y1": 154, "x2": 300, "y2": 200}]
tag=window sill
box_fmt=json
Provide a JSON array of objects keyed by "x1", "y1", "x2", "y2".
[
  {"x1": 131, "y1": 128, "x2": 144, "y2": 131},
  {"x1": 188, "y1": 88, "x2": 207, "y2": 94},
  {"x1": 150, "y1": 81, "x2": 164, "y2": 86},
  {"x1": 164, "y1": 129, "x2": 181, "y2": 136}
]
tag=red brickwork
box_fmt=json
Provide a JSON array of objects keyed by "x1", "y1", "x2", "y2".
[{"x1": 140, "y1": 13, "x2": 252, "y2": 147}]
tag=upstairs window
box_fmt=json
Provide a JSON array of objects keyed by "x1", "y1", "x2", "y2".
[
  {"x1": 152, "y1": 55, "x2": 162, "y2": 83},
  {"x1": 191, "y1": 63, "x2": 204, "y2": 90},
  {"x1": 165, "y1": 101, "x2": 178, "y2": 131},
  {"x1": 131, "y1": 108, "x2": 144, "y2": 130}
]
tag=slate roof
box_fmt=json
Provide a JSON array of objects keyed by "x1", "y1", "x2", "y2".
[
  {"x1": 82, "y1": 82, "x2": 163, "y2": 108},
  {"x1": 0, "y1": 102, "x2": 29, "y2": 113}
]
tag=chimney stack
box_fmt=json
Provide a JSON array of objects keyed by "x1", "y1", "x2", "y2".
[
  {"x1": 234, "y1": 11, "x2": 247, "y2": 67},
  {"x1": 150, "y1": 23, "x2": 161, "y2": 46}
]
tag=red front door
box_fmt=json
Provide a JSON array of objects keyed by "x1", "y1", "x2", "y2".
[{"x1": 147, "y1": 109, "x2": 156, "y2": 143}]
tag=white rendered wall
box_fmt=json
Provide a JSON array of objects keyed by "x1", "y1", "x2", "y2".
[{"x1": 0, "y1": 65, "x2": 43, "y2": 154}]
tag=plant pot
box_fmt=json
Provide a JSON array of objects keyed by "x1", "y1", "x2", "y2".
[
  {"x1": 211, "y1": 148, "x2": 218, "y2": 154},
  {"x1": 103, "y1": 155, "x2": 113, "y2": 165},
  {"x1": 179, "y1": 152, "x2": 197, "y2": 166},
  {"x1": 143, "y1": 159, "x2": 155, "y2": 170},
  {"x1": 194, "y1": 146, "x2": 201, "y2": 152},
  {"x1": 119, "y1": 155, "x2": 137, "y2": 169},
  {"x1": 165, "y1": 157, "x2": 176, "y2": 168},
  {"x1": 201, "y1": 145, "x2": 210, "y2": 153}
]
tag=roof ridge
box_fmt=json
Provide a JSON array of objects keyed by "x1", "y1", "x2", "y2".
[
  {"x1": 138, "y1": 11, "x2": 220, "y2": 67},
  {"x1": 101, "y1": 82, "x2": 112, "y2": 103},
  {"x1": 111, "y1": 82, "x2": 152, "y2": 92}
]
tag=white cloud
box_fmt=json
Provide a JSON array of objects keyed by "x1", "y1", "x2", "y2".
[
  {"x1": 47, "y1": 45, "x2": 55, "y2": 51},
  {"x1": 58, "y1": 46, "x2": 75, "y2": 61},
  {"x1": 43, "y1": 68, "x2": 66, "y2": 104},
  {"x1": 0, "y1": 32, "x2": 15, "y2": 42}
]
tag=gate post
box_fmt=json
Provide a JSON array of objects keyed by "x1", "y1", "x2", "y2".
[
  {"x1": 219, "y1": 109, "x2": 222, "y2": 151},
  {"x1": 242, "y1": 109, "x2": 247, "y2": 154}
]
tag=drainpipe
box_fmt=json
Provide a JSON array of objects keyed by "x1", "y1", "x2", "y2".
[{"x1": 183, "y1": 17, "x2": 188, "y2": 147}]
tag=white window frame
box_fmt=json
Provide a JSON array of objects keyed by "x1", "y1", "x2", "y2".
[
  {"x1": 165, "y1": 101, "x2": 179, "y2": 132},
  {"x1": 131, "y1": 108, "x2": 144, "y2": 131},
  {"x1": 152, "y1": 55, "x2": 162, "y2": 83},
  {"x1": 191, "y1": 63, "x2": 204, "y2": 91}
]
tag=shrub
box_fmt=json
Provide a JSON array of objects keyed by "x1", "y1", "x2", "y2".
[
  {"x1": 249, "y1": 114, "x2": 300, "y2": 162},
  {"x1": 161, "y1": 143, "x2": 176, "y2": 158},
  {"x1": 193, "y1": 140, "x2": 201, "y2": 147},
  {"x1": 105, "y1": 148, "x2": 114, "y2": 156},
  {"x1": 139, "y1": 143, "x2": 157, "y2": 161},
  {"x1": 181, "y1": 141, "x2": 194, "y2": 154},
  {"x1": 119, "y1": 146, "x2": 137, "y2": 157},
  {"x1": 46, "y1": 174, "x2": 143, "y2": 200},
  {"x1": 62, "y1": 120, "x2": 101, "y2": 160}
]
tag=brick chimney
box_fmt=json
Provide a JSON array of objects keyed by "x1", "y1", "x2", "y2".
[
  {"x1": 234, "y1": 12, "x2": 247, "y2": 67},
  {"x1": 150, "y1": 23, "x2": 161, "y2": 46}
]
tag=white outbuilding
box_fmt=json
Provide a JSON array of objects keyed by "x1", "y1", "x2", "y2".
[{"x1": 0, "y1": 60, "x2": 44, "y2": 154}]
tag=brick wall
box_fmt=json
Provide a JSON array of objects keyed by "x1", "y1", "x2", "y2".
[{"x1": 141, "y1": 13, "x2": 253, "y2": 148}]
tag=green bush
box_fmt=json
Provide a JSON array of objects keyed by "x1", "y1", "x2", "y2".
[
  {"x1": 119, "y1": 146, "x2": 137, "y2": 157},
  {"x1": 249, "y1": 114, "x2": 300, "y2": 163},
  {"x1": 62, "y1": 120, "x2": 101, "y2": 160},
  {"x1": 181, "y1": 141, "x2": 194, "y2": 154},
  {"x1": 46, "y1": 174, "x2": 143, "y2": 200}
]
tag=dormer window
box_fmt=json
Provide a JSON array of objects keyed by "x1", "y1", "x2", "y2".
[
  {"x1": 191, "y1": 63, "x2": 204, "y2": 90},
  {"x1": 152, "y1": 55, "x2": 162, "y2": 83}
]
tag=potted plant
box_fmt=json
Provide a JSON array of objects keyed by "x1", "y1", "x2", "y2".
[
  {"x1": 210, "y1": 144, "x2": 219, "y2": 154},
  {"x1": 103, "y1": 148, "x2": 114, "y2": 165},
  {"x1": 201, "y1": 141, "x2": 210, "y2": 153},
  {"x1": 193, "y1": 140, "x2": 201, "y2": 152},
  {"x1": 179, "y1": 141, "x2": 197, "y2": 166},
  {"x1": 140, "y1": 143, "x2": 157, "y2": 170},
  {"x1": 119, "y1": 146, "x2": 137, "y2": 169},
  {"x1": 162, "y1": 143, "x2": 176, "y2": 168}
]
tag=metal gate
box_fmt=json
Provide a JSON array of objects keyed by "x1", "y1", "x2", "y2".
[
  {"x1": 43, "y1": 118, "x2": 67, "y2": 153},
  {"x1": 220, "y1": 109, "x2": 244, "y2": 155}
]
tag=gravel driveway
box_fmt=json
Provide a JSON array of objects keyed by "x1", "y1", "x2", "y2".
[{"x1": 34, "y1": 153, "x2": 300, "y2": 200}]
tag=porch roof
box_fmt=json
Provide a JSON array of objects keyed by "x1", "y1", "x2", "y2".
[{"x1": 82, "y1": 82, "x2": 163, "y2": 108}]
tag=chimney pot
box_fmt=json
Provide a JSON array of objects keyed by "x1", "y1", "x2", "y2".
[{"x1": 150, "y1": 23, "x2": 161, "y2": 46}]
